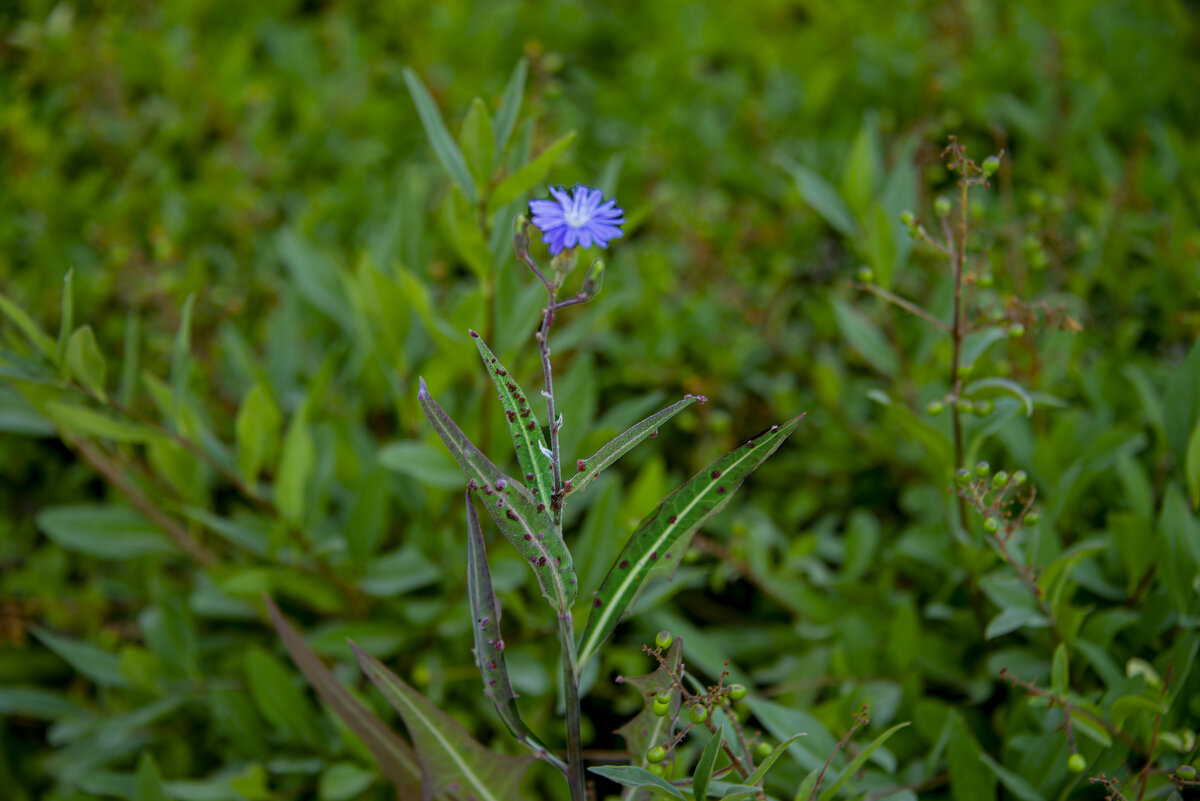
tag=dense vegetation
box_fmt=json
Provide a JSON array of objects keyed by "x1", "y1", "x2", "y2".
[{"x1": 3, "y1": 1, "x2": 1199, "y2": 799}]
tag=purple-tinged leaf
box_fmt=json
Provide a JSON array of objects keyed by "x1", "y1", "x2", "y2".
[
  {"x1": 465, "y1": 493, "x2": 565, "y2": 770},
  {"x1": 566, "y1": 395, "x2": 705, "y2": 499},
  {"x1": 577, "y1": 415, "x2": 804, "y2": 669},
  {"x1": 263, "y1": 597, "x2": 421, "y2": 796},
  {"x1": 352, "y1": 642, "x2": 535, "y2": 801},
  {"x1": 471, "y1": 332, "x2": 554, "y2": 509},
  {"x1": 419, "y1": 379, "x2": 577, "y2": 612}
]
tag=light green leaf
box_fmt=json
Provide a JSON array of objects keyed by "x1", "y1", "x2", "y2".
[
  {"x1": 419, "y1": 379, "x2": 577, "y2": 612},
  {"x1": 36, "y1": 504, "x2": 177, "y2": 560},
  {"x1": 353, "y1": 643, "x2": 534, "y2": 801},
  {"x1": 402, "y1": 67, "x2": 478, "y2": 204},
  {"x1": 817, "y1": 722, "x2": 909, "y2": 801},
  {"x1": 840, "y1": 114, "x2": 881, "y2": 222},
  {"x1": 577, "y1": 414, "x2": 803, "y2": 669},
  {"x1": 693, "y1": 724, "x2": 725, "y2": 801},
  {"x1": 244, "y1": 647, "x2": 326, "y2": 749},
  {"x1": 493, "y1": 59, "x2": 528, "y2": 163},
  {"x1": 66, "y1": 326, "x2": 107, "y2": 400},
  {"x1": 472, "y1": 332, "x2": 553, "y2": 508},
  {"x1": 831, "y1": 298, "x2": 899, "y2": 377},
  {"x1": 461, "y1": 97, "x2": 495, "y2": 189},
  {"x1": 965, "y1": 376, "x2": 1034, "y2": 417},
  {"x1": 1051, "y1": 644, "x2": 1069, "y2": 698},
  {"x1": 1110, "y1": 694, "x2": 1167, "y2": 731},
  {"x1": 265, "y1": 598, "x2": 422, "y2": 795},
  {"x1": 0, "y1": 290, "x2": 55, "y2": 358},
  {"x1": 378, "y1": 439, "x2": 464, "y2": 490},
  {"x1": 777, "y1": 154, "x2": 859, "y2": 238},
  {"x1": 985, "y1": 607, "x2": 1050, "y2": 639},
  {"x1": 488, "y1": 131, "x2": 577, "y2": 214},
  {"x1": 1069, "y1": 710, "x2": 1112, "y2": 747},
  {"x1": 587, "y1": 766, "x2": 685, "y2": 800},
  {"x1": 318, "y1": 763, "x2": 377, "y2": 801},
  {"x1": 235, "y1": 383, "x2": 282, "y2": 483},
  {"x1": 1165, "y1": 338, "x2": 1200, "y2": 467},
  {"x1": 568, "y1": 395, "x2": 703, "y2": 500},
  {"x1": 275, "y1": 398, "x2": 314, "y2": 525}
]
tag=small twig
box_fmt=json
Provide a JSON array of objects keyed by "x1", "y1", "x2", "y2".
[
  {"x1": 66, "y1": 436, "x2": 219, "y2": 568},
  {"x1": 856, "y1": 282, "x2": 951, "y2": 332}
]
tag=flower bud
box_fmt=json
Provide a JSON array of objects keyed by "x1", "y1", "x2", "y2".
[
  {"x1": 955, "y1": 468, "x2": 972, "y2": 485},
  {"x1": 1178, "y1": 765, "x2": 1197, "y2": 779},
  {"x1": 580, "y1": 258, "x2": 605, "y2": 300},
  {"x1": 1012, "y1": 470, "x2": 1028, "y2": 485},
  {"x1": 513, "y1": 215, "x2": 530, "y2": 253},
  {"x1": 654, "y1": 630, "x2": 673, "y2": 650},
  {"x1": 983, "y1": 517, "x2": 1000, "y2": 533},
  {"x1": 899, "y1": 211, "x2": 915, "y2": 227},
  {"x1": 992, "y1": 471, "x2": 1009, "y2": 488}
]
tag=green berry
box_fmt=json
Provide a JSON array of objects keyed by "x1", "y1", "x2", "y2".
[
  {"x1": 973, "y1": 399, "x2": 994, "y2": 416},
  {"x1": 688, "y1": 704, "x2": 707, "y2": 724},
  {"x1": 983, "y1": 517, "x2": 1000, "y2": 534},
  {"x1": 992, "y1": 471, "x2": 1009, "y2": 488},
  {"x1": 926, "y1": 400, "x2": 944, "y2": 416},
  {"x1": 959, "y1": 362, "x2": 974, "y2": 378},
  {"x1": 656, "y1": 690, "x2": 672, "y2": 704},
  {"x1": 655, "y1": 630, "x2": 673, "y2": 650},
  {"x1": 955, "y1": 468, "x2": 972, "y2": 485},
  {"x1": 729, "y1": 684, "x2": 748, "y2": 701},
  {"x1": 982, "y1": 155, "x2": 1001, "y2": 177},
  {"x1": 1024, "y1": 512, "x2": 1040, "y2": 526},
  {"x1": 1031, "y1": 249, "x2": 1049, "y2": 270},
  {"x1": 646, "y1": 745, "x2": 666, "y2": 764},
  {"x1": 934, "y1": 195, "x2": 952, "y2": 218},
  {"x1": 647, "y1": 762, "x2": 665, "y2": 777},
  {"x1": 652, "y1": 699, "x2": 670, "y2": 717},
  {"x1": 899, "y1": 211, "x2": 915, "y2": 227},
  {"x1": 1008, "y1": 323, "x2": 1025, "y2": 338},
  {"x1": 856, "y1": 266, "x2": 874, "y2": 283},
  {"x1": 1067, "y1": 753, "x2": 1086, "y2": 774},
  {"x1": 1012, "y1": 470, "x2": 1028, "y2": 485},
  {"x1": 977, "y1": 272, "x2": 994, "y2": 288},
  {"x1": 956, "y1": 398, "x2": 974, "y2": 413},
  {"x1": 754, "y1": 742, "x2": 773, "y2": 760},
  {"x1": 1178, "y1": 765, "x2": 1197, "y2": 779},
  {"x1": 975, "y1": 461, "x2": 991, "y2": 477}
]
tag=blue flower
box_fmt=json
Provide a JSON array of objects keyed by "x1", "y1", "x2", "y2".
[{"x1": 528, "y1": 185, "x2": 624, "y2": 255}]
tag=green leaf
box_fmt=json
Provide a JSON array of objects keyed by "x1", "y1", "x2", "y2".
[
  {"x1": 577, "y1": 414, "x2": 803, "y2": 669},
  {"x1": 118, "y1": 310, "x2": 141, "y2": 406},
  {"x1": 493, "y1": 59, "x2": 528, "y2": 163},
  {"x1": 746, "y1": 733, "x2": 807, "y2": 787},
  {"x1": 0, "y1": 687, "x2": 85, "y2": 720},
  {"x1": 840, "y1": 114, "x2": 882, "y2": 222},
  {"x1": 472, "y1": 332, "x2": 553, "y2": 509},
  {"x1": 946, "y1": 712, "x2": 996, "y2": 801},
  {"x1": 319, "y1": 763, "x2": 377, "y2": 801},
  {"x1": 65, "y1": 326, "x2": 107, "y2": 400},
  {"x1": 44, "y1": 400, "x2": 152, "y2": 442},
  {"x1": 56, "y1": 269, "x2": 73, "y2": 367},
  {"x1": 977, "y1": 753, "x2": 1045, "y2": 801},
  {"x1": 347, "y1": 468, "x2": 389, "y2": 569},
  {"x1": 614, "y1": 638, "x2": 684, "y2": 762},
  {"x1": 587, "y1": 766, "x2": 686, "y2": 800},
  {"x1": 134, "y1": 753, "x2": 173, "y2": 801},
  {"x1": 1069, "y1": 710, "x2": 1112, "y2": 747},
  {"x1": 1051, "y1": 644, "x2": 1069, "y2": 697},
  {"x1": 1187, "y1": 419, "x2": 1200, "y2": 507},
  {"x1": 816, "y1": 722, "x2": 909, "y2": 801},
  {"x1": 865, "y1": 204, "x2": 896, "y2": 288},
  {"x1": 831, "y1": 298, "x2": 899, "y2": 377},
  {"x1": 265, "y1": 598, "x2": 422, "y2": 795},
  {"x1": 1110, "y1": 694, "x2": 1167, "y2": 731},
  {"x1": 244, "y1": 646, "x2": 326, "y2": 749},
  {"x1": 402, "y1": 67, "x2": 478, "y2": 204},
  {"x1": 378, "y1": 439, "x2": 465, "y2": 490},
  {"x1": 0, "y1": 290, "x2": 55, "y2": 359},
  {"x1": 488, "y1": 130, "x2": 577, "y2": 214},
  {"x1": 419, "y1": 379, "x2": 577, "y2": 612},
  {"x1": 465, "y1": 493, "x2": 562, "y2": 766},
  {"x1": 461, "y1": 97, "x2": 495, "y2": 189},
  {"x1": 984, "y1": 607, "x2": 1050, "y2": 639},
  {"x1": 352, "y1": 643, "x2": 534, "y2": 801},
  {"x1": 693, "y1": 724, "x2": 725, "y2": 801},
  {"x1": 441, "y1": 192, "x2": 492, "y2": 280},
  {"x1": 777, "y1": 154, "x2": 859, "y2": 238},
  {"x1": 169, "y1": 294, "x2": 195, "y2": 426},
  {"x1": 568, "y1": 395, "x2": 703, "y2": 500},
  {"x1": 31, "y1": 625, "x2": 128, "y2": 688},
  {"x1": 275, "y1": 397, "x2": 314, "y2": 525},
  {"x1": 235, "y1": 383, "x2": 282, "y2": 483},
  {"x1": 964, "y1": 377, "x2": 1034, "y2": 417},
  {"x1": 36, "y1": 504, "x2": 177, "y2": 560}
]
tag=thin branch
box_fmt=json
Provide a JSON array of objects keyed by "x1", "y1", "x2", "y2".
[
  {"x1": 856, "y1": 282, "x2": 951, "y2": 332},
  {"x1": 807, "y1": 706, "x2": 870, "y2": 801}
]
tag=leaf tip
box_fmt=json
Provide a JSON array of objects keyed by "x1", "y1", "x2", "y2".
[
  {"x1": 468, "y1": 329, "x2": 479, "y2": 338},
  {"x1": 417, "y1": 376, "x2": 429, "y2": 400}
]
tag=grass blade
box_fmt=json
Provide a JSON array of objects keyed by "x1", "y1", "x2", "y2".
[
  {"x1": 567, "y1": 394, "x2": 705, "y2": 499},
  {"x1": 419, "y1": 377, "x2": 577, "y2": 612},
  {"x1": 352, "y1": 642, "x2": 534, "y2": 801},
  {"x1": 577, "y1": 414, "x2": 804, "y2": 669},
  {"x1": 471, "y1": 331, "x2": 553, "y2": 509},
  {"x1": 264, "y1": 597, "x2": 422, "y2": 795},
  {"x1": 465, "y1": 493, "x2": 565, "y2": 769},
  {"x1": 402, "y1": 67, "x2": 478, "y2": 204}
]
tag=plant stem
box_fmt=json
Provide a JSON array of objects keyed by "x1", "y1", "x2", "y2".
[
  {"x1": 537, "y1": 300, "x2": 564, "y2": 525},
  {"x1": 949, "y1": 185, "x2": 968, "y2": 531},
  {"x1": 558, "y1": 612, "x2": 587, "y2": 801}
]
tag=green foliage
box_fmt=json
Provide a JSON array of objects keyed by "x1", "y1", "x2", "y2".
[{"x1": 2, "y1": 1, "x2": 1199, "y2": 800}]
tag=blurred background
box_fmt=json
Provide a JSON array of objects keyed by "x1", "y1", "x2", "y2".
[{"x1": 2, "y1": 1, "x2": 1199, "y2": 799}]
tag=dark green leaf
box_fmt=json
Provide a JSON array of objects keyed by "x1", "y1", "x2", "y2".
[
  {"x1": 244, "y1": 647, "x2": 326, "y2": 749},
  {"x1": 587, "y1": 765, "x2": 686, "y2": 800},
  {"x1": 32, "y1": 626, "x2": 128, "y2": 688},
  {"x1": 693, "y1": 724, "x2": 725, "y2": 801},
  {"x1": 134, "y1": 753, "x2": 173, "y2": 801},
  {"x1": 777, "y1": 154, "x2": 859, "y2": 238}
]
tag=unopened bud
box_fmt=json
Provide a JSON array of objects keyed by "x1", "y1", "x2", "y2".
[
  {"x1": 514, "y1": 215, "x2": 530, "y2": 253},
  {"x1": 982, "y1": 155, "x2": 1001, "y2": 177},
  {"x1": 580, "y1": 258, "x2": 605, "y2": 300}
]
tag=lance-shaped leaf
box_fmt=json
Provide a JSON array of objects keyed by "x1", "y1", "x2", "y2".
[
  {"x1": 578, "y1": 415, "x2": 804, "y2": 669},
  {"x1": 614, "y1": 638, "x2": 684, "y2": 762},
  {"x1": 419, "y1": 378, "x2": 577, "y2": 612},
  {"x1": 352, "y1": 642, "x2": 535, "y2": 801},
  {"x1": 587, "y1": 766, "x2": 685, "y2": 800},
  {"x1": 692, "y1": 725, "x2": 725, "y2": 801},
  {"x1": 567, "y1": 395, "x2": 706, "y2": 499},
  {"x1": 470, "y1": 332, "x2": 554, "y2": 509},
  {"x1": 264, "y1": 597, "x2": 421, "y2": 796},
  {"x1": 465, "y1": 493, "x2": 565, "y2": 770}
]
